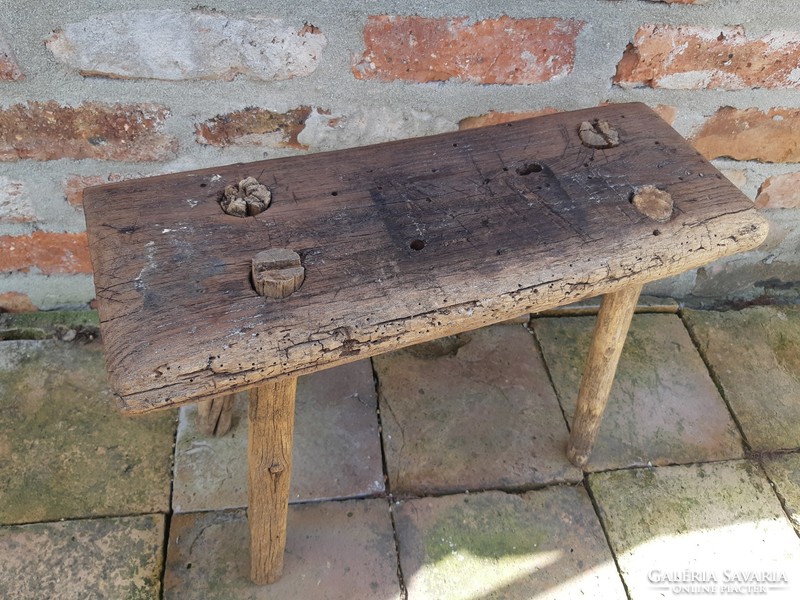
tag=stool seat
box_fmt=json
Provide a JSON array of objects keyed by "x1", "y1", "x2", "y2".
[{"x1": 84, "y1": 102, "x2": 766, "y2": 414}]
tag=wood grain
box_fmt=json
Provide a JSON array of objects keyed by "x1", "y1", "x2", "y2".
[
  {"x1": 83, "y1": 103, "x2": 769, "y2": 412},
  {"x1": 248, "y1": 378, "x2": 296, "y2": 584},
  {"x1": 566, "y1": 285, "x2": 643, "y2": 467},
  {"x1": 196, "y1": 394, "x2": 236, "y2": 436}
]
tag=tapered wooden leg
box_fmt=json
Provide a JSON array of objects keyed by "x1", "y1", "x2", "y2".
[
  {"x1": 248, "y1": 378, "x2": 297, "y2": 584},
  {"x1": 196, "y1": 394, "x2": 236, "y2": 436},
  {"x1": 567, "y1": 285, "x2": 642, "y2": 468}
]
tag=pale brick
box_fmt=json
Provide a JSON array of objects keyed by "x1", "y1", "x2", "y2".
[
  {"x1": 353, "y1": 16, "x2": 583, "y2": 84},
  {"x1": 755, "y1": 173, "x2": 800, "y2": 209},
  {"x1": 0, "y1": 232, "x2": 92, "y2": 275},
  {"x1": 0, "y1": 177, "x2": 34, "y2": 223},
  {"x1": 691, "y1": 107, "x2": 800, "y2": 163},
  {"x1": 652, "y1": 104, "x2": 678, "y2": 126},
  {"x1": 46, "y1": 9, "x2": 326, "y2": 81},
  {"x1": 0, "y1": 102, "x2": 177, "y2": 162},
  {"x1": 63, "y1": 173, "x2": 143, "y2": 210},
  {"x1": 0, "y1": 30, "x2": 23, "y2": 81},
  {"x1": 458, "y1": 108, "x2": 558, "y2": 130},
  {"x1": 720, "y1": 169, "x2": 748, "y2": 190},
  {"x1": 195, "y1": 106, "x2": 312, "y2": 149},
  {"x1": 0, "y1": 292, "x2": 37, "y2": 313},
  {"x1": 298, "y1": 106, "x2": 456, "y2": 151},
  {"x1": 615, "y1": 25, "x2": 800, "y2": 90}
]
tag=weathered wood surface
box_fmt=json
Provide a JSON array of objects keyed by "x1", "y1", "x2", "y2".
[
  {"x1": 83, "y1": 103, "x2": 768, "y2": 413},
  {"x1": 248, "y1": 378, "x2": 296, "y2": 584},
  {"x1": 196, "y1": 394, "x2": 236, "y2": 436},
  {"x1": 567, "y1": 285, "x2": 643, "y2": 467}
]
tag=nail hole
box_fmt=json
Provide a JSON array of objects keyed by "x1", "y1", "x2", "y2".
[
  {"x1": 331, "y1": 191, "x2": 338, "y2": 196},
  {"x1": 483, "y1": 178, "x2": 491, "y2": 184},
  {"x1": 452, "y1": 143, "x2": 458, "y2": 147},
  {"x1": 431, "y1": 168, "x2": 438, "y2": 173},
  {"x1": 410, "y1": 239, "x2": 426, "y2": 251},
  {"x1": 200, "y1": 183, "x2": 207, "y2": 188},
  {"x1": 516, "y1": 162, "x2": 543, "y2": 176},
  {"x1": 654, "y1": 141, "x2": 660, "y2": 145},
  {"x1": 187, "y1": 563, "x2": 192, "y2": 570},
  {"x1": 653, "y1": 229, "x2": 661, "y2": 236},
  {"x1": 502, "y1": 167, "x2": 509, "y2": 172}
]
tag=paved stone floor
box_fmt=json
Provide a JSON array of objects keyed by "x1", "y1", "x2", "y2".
[{"x1": 1, "y1": 304, "x2": 799, "y2": 599}]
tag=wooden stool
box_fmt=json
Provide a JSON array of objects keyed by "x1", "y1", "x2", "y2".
[{"x1": 83, "y1": 103, "x2": 767, "y2": 584}]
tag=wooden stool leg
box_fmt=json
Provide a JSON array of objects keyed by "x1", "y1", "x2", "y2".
[
  {"x1": 196, "y1": 394, "x2": 236, "y2": 436},
  {"x1": 248, "y1": 378, "x2": 297, "y2": 584},
  {"x1": 567, "y1": 285, "x2": 642, "y2": 468}
]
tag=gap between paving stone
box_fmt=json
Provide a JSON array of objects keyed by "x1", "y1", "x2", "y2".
[
  {"x1": 394, "y1": 486, "x2": 627, "y2": 600},
  {"x1": 532, "y1": 313, "x2": 744, "y2": 472},
  {"x1": 164, "y1": 499, "x2": 401, "y2": 600},
  {"x1": 374, "y1": 323, "x2": 581, "y2": 496},
  {"x1": 0, "y1": 339, "x2": 176, "y2": 524},
  {"x1": 589, "y1": 460, "x2": 800, "y2": 599},
  {"x1": 0, "y1": 514, "x2": 165, "y2": 599},
  {"x1": 171, "y1": 359, "x2": 384, "y2": 512},
  {"x1": 682, "y1": 306, "x2": 800, "y2": 452}
]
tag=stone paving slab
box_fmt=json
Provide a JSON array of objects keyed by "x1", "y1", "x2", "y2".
[
  {"x1": 0, "y1": 514, "x2": 164, "y2": 599},
  {"x1": 0, "y1": 340, "x2": 176, "y2": 524},
  {"x1": 172, "y1": 359, "x2": 384, "y2": 512},
  {"x1": 533, "y1": 314, "x2": 744, "y2": 471},
  {"x1": 761, "y1": 451, "x2": 800, "y2": 534},
  {"x1": 373, "y1": 324, "x2": 581, "y2": 495},
  {"x1": 164, "y1": 499, "x2": 401, "y2": 600},
  {"x1": 590, "y1": 461, "x2": 800, "y2": 599},
  {"x1": 394, "y1": 488, "x2": 626, "y2": 600},
  {"x1": 683, "y1": 306, "x2": 800, "y2": 451}
]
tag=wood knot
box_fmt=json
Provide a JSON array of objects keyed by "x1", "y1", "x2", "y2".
[
  {"x1": 220, "y1": 176, "x2": 271, "y2": 217},
  {"x1": 579, "y1": 120, "x2": 620, "y2": 149},
  {"x1": 252, "y1": 248, "x2": 305, "y2": 299},
  {"x1": 631, "y1": 185, "x2": 673, "y2": 222},
  {"x1": 268, "y1": 463, "x2": 286, "y2": 475}
]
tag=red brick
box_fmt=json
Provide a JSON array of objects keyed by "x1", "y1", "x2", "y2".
[
  {"x1": 64, "y1": 174, "x2": 144, "y2": 210},
  {"x1": 691, "y1": 107, "x2": 800, "y2": 163},
  {"x1": 755, "y1": 173, "x2": 800, "y2": 209},
  {"x1": 615, "y1": 25, "x2": 800, "y2": 90},
  {"x1": 0, "y1": 232, "x2": 92, "y2": 275},
  {"x1": 0, "y1": 102, "x2": 178, "y2": 162},
  {"x1": 0, "y1": 292, "x2": 38, "y2": 313},
  {"x1": 0, "y1": 32, "x2": 23, "y2": 81},
  {"x1": 195, "y1": 106, "x2": 312, "y2": 149},
  {"x1": 458, "y1": 108, "x2": 558, "y2": 130},
  {"x1": 353, "y1": 16, "x2": 583, "y2": 84}
]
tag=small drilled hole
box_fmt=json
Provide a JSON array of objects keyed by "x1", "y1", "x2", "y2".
[
  {"x1": 516, "y1": 162, "x2": 543, "y2": 176},
  {"x1": 410, "y1": 239, "x2": 426, "y2": 251}
]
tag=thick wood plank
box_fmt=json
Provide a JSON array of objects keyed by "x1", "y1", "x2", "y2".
[
  {"x1": 567, "y1": 285, "x2": 643, "y2": 467},
  {"x1": 248, "y1": 378, "x2": 296, "y2": 584},
  {"x1": 83, "y1": 103, "x2": 768, "y2": 412}
]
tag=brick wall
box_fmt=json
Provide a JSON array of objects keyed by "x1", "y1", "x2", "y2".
[{"x1": 0, "y1": 0, "x2": 798, "y2": 311}]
